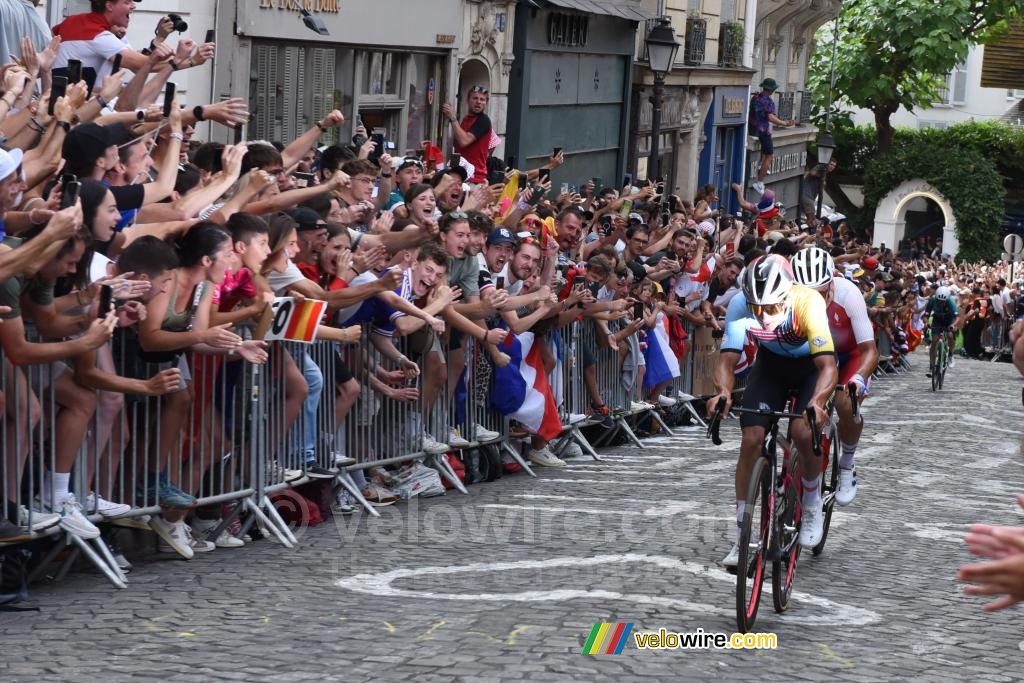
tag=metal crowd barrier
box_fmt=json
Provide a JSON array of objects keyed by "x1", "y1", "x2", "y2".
[{"x1": 0, "y1": 303, "x2": 703, "y2": 591}]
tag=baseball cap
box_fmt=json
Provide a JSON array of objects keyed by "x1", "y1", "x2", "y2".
[
  {"x1": 486, "y1": 227, "x2": 515, "y2": 246},
  {"x1": 62, "y1": 123, "x2": 117, "y2": 174},
  {"x1": 286, "y1": 207, "x2": 327, "y2": 231},
  {"x1": 0, "y1": 147, "x2": 24, "y2": 183},
  {"x1": 397, "y1": 157, "x2": 424, "y2": 172},
  {"x1": 863, "y1": 256, "x2": 879, "y2": 270}
]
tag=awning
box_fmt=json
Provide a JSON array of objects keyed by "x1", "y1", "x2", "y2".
[{"x1": 538, "y1": 0, "x2": 660, "y2": 22}]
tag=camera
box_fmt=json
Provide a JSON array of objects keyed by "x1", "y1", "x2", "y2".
[{"x1": 166, "y1": 13, "x2": 188, "y2": 33}]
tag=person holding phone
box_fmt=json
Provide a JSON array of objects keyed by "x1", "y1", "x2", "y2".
[{"x1": 441, "y1": 84, "x2": 491, "y2": 184}]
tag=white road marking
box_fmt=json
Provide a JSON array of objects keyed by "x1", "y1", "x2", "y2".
[{"x1": 335, "y1": 553, "x2": 881, "y2": 626}]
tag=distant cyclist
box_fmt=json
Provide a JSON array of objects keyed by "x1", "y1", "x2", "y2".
[
  {"x1": 791, "y1": 247, "x2": 878, "y2": 506},
  {"x1": 925, "y1": 285, "x2": 958, "y2": 378},
  {"x1": 709, "y1": 255, "x2": 838, "y2": 567}
]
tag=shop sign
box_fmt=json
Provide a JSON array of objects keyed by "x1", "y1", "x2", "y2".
[{"x1": 259, "y1": 0, "x2": 340, "y2": 12}]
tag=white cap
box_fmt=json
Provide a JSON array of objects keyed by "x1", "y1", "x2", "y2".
[{"x1": 0, "y1": 147, "x2": 23, "y2": 183}]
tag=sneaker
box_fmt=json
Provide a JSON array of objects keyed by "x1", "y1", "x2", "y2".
[
  {"x1": 567, "y1": 413, "x2": 588, "y2": 425},
  {"x1": 474, "y1": 424, "x2": 501, "y2": 443},
  {"x1": 333, "y1": 489, "x2": 356, "y2": 514},
  {"x1": 721, "y1": 543, "x2": 740, "y2": 569},
  {"x1": 447, "y1": 427, "x2": 472, "y2": 449},
  {"x1": 528, "y1": 447, "x2": 566, "y2": 468},
  {"x1": 590, "y1": 404, "x2": 614, "y2": 428},
  {"x1": 421, "y1": 432, "x2": 450, "y2": 455},
  {"x1": 17, "y1": 505, "x2": 61, "y2": 532},
  {"x1": 362, "y1": 482, "x2": 399, "y2": 507},
  {"x1": 657, "y1": 394, "x2": 677, "y2": 407},
  {"x1": 752, "y1": 180, "x2": 765, "y2": 196},
  {"x1": 948, "y1": 356, "x2": 956, "y2": 368},
  {"x1": 149, "y1": 515, "x2": 193, "y2": 560},
  {"x1": 54, "y1": 495, "x2": 100, "y2": 540},
  {"x1": 0, "y1": 519, "x2": 32, "y2": 543},
  {"x1": 191, "y1": 519, "x2": 244, "y2": 548},
  {"x1": 304, "y1": 462, "x2": 337, "y2": 480},
  {"x1": 137, "y1": 481, "x2": 197, "y2": 509},
  {"x1": 184, "y1": 523, "x2": 216, "y2": 553},
  {"x1": 798, "y1": 501, "x2": 825, "y2": 547},
  {"x1": 677, "y1": 391, "x2": 696, "y2": 402},
  {"x1": 102, "y1": 537, "x2": 132, "y2": 573},
  {"x1": 84, "y1": 492, "x2": 132, "y2": 518},
  {"x1": 836, "y1": 467, "x2": 857, "y2": 506},
  {"x1": 333, "y1": 453, "x2": 356, "y2": 468},
  {"x1": 630, "y1": 401, "x2": 650, "y2": 412}
]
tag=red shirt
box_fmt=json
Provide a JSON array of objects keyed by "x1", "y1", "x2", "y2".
[{"x1": 457, "y1": 113, "x2": 492, "y2": 184}]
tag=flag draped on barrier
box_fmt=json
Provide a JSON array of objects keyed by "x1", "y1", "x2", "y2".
[{"x1": 490, "y1": 331, "x2": 562, "y2": 441}]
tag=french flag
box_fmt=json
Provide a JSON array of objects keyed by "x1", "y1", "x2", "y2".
[
  {"x1": 642, "y1": 311, "x2": 681, "y2": 389},
  {"x1": 490, "y1": 330, "x2": 562, "y2": 442}
]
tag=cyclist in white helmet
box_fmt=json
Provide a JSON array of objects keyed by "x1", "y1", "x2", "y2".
[
  {"x1": 709, "y1": 254, "x2": 837, "y2": 568},
  {"x1": 925, "y1": 285, "x2": 959, "y2": 377},
  {"x1": 791, "y1": 247, "x2": 878, "y2": 506}
]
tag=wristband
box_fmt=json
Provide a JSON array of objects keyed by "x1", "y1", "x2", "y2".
[
  {"x1": 316, "y1": 120, "x2": 328, "y2": 132},
  {"x1": 55, "y1": 120, "x2": 71, "y2": 133},
  {"x1": 96, "y1": 95, "x2": 109, "y2": 109},
  {"x1": 170, "y1": 60, "x2": 179, "y2": 71},
  {"x1": 380, "y1": 172, "x2": 392, "y2": 178},
  {"x1": 135, "y1": 108, "x2": 145, "y2": 121},
  {"x1": 169, "y1": 132, "x2": 184, "y2": 142},
  {"x1": 193, "y1": 105, "x2": 205, "y2": 121}
]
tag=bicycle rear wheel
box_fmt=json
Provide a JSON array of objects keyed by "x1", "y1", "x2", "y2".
[
  {"x1": 773, "y1": 451, "x2": 802, "y2": 613},
  {"x1": 937, "y1": 342, "x2": 946, "y2": 390},
  {"x1": 812, "y1": 425, "x2": 840, "y2": 557},
  {"x1": 736, "y1": 456, "x2": 770, "y2": 634}
]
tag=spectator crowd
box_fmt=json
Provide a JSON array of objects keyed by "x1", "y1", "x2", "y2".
[{"x1": 0, "y1": 0, "x2": 1022, "y2": 609}]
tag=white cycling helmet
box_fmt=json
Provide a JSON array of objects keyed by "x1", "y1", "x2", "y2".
[
  {"x1": 935, "y1": 286, "x2": 951, "y2": 301},
  {"x1": 742, "y1": 254, "x2": 793, "y2": 306},
  {"x1": 790, "y1": 247, "x2": 835, "y2": 289}
]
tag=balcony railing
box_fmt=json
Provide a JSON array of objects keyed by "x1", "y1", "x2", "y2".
[
  {"x1": 777, "y1": 91, "x2": 795, "y2": 120},
  {"x1": 718, "y1": 21, "x2": 744, "y2": 67},
  {"x1": 684, "y1": 15, "x2": 707, "y2": 66}
]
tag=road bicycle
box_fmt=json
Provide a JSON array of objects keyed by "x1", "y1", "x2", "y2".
[
  {"x1": 708, "y1": 401, "x2": 822, "y2": 633},
  {"x1": 930, "y1": 330, "x2": 949, "y2": 391}
]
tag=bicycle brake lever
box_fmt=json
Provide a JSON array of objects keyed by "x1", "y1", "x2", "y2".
[
  {"x1": 804, "y1": 406, "x2": 822, "y2": 458},
  {"x1": 707, "y1": 404, "x2": 724, "y2": 446},
  {"x1": 846, "y1": 381, "x2": 860, "y2": 418}
]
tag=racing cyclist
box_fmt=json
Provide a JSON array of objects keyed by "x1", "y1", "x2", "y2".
[
  {"x1": 791, "y1": 247, "x2": 878, "y2": 506},
  {"x1": 925, "y1": 286, "x2": 958, "y2": 378},
  {"x1": 709, "y1": 255, "x2": 838, "y2": 568}
]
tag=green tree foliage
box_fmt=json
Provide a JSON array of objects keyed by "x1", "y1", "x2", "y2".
[{"x1": 807, "y1": 0, "x2": 1024, "y2": 152}]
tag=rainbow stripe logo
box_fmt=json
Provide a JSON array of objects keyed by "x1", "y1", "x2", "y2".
[{"x1": 581, "y1": 622, "x2": 634, "y2": 655}]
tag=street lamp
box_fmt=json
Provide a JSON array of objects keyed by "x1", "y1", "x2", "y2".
[
  {"x1": 645, "y1": 17, "x2": 680, "y2": 182},
  {"x1": 815, "y1": 129, "x2": 835, "y2": 221}
]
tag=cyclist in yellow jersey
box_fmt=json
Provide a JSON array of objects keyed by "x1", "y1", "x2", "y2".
[{"x1": 708, "y1": 255, "x2": 837, "y2": 567}]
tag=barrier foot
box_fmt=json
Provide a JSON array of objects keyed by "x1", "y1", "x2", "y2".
[
  {"x1": 649, "y1": 410, "x2": 676, "y2": 437},
  {"x1": 501, "y1": 441, "x2": 536, "y2": 477},
  {"x1": 681, "y1": 401, "x2": 708, "y2": 429},
  {"x1": 616, "y1": 418, "x2": 645, "y2": 447},
  {"x1": 260, "y1": 495, "x2": 299, "y2": 546},
  {"x1": 336, "y1": 472, "x2": 381, "y2": 518},
  {"x1": 430, "y1": 453, "x2": 469, "y2": 494},
  {"x1": 571, "y1": 427, "x2": 601, "y2": 461},
  {"x1": 89, "y1": 534, "x2": 129, "y2": 585},
  {"x1": 67, "y1": 534, "x2": 126, "y2": 589},
  {"x1": 248, "y1": 497, "x2": 294, "y2": 549},
  {"x1": 54, "y1": 539, "x2": 80, "y2": 582}
]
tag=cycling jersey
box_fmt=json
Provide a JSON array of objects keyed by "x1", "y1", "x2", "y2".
[
  {"x1": 723, "y1": 284, "x2": 835, "y2": 359},
  {"x1": 826, "y1": 277, "x2": 874, "y2": 354},
  {"x1": 925, "y1": 295, "x2": 958, "y2": 328}
]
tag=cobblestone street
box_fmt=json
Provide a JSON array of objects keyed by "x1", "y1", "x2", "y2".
[{"x1": 2, "y1": 355, "x2": 1024, "y2": 682}]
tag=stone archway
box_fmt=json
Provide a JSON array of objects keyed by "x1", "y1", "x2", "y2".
[{"x1": 873, "y1": 179, "x2": 958, "y2": 257}]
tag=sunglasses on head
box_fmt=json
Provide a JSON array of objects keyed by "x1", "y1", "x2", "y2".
[
  {"x1": 470, "y1": 85, "x2": 489, "y2": 94},
  {"x1": 748, "y1": 302, "x2": 785, "y2": 317}
]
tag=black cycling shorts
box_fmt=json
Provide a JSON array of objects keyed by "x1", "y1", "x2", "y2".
[{"x1": 739, "y1": 349, "x2": 825, "y2": 429}]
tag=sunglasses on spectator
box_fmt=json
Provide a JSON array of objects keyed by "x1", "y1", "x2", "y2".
[
  {"x1": 448, "y1": 210, "x2": 468, "y2": 220},
  {"x1": 470, "y1": 85, "x2": 489, "y2": 94},
  {"x1": 399, "y1": 158, "x2": 424, "y2": 170},
  {"x1": 748, "y1": 302, "x2": 785, "y2": 316}
]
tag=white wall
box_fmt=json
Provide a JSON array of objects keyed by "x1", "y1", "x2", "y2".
[
  {"x1": 850, "y1": 44, "x2": 1020, "y2": 129},
  {"x1": 40, "y1": 0, "x2": 217, "y2": 108}
]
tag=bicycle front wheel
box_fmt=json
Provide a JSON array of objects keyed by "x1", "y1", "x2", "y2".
[
  {"x1": 736, "y1": 456, "x2": 770, "y2": 634},
  {"x1": 937, "y1": 342, "x2": 946, "y2": 390},
  {"x1": 813, "y1": 426, "x2": 840, "y2": 557},
  {"x1": 773, "y1": 452, "x2": 802, "y2": 613}
]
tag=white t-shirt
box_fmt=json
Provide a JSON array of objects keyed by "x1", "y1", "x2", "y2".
[{"x1": 267, "y1": 261, "x2": 306, "y2": 295}]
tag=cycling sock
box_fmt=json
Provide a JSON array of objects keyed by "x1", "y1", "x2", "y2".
[
  {"x1": 840, "y1": 441, "x2": 857, "y2": 469},
  {"x1": 735, "y1": 500, "x2": 745, "y2": 540},
  {"x1": 801, "y1": 477, "x2": 821, "y2": 507}
]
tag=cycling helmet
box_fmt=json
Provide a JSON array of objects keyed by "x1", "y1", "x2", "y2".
[
  {"x1": 742, "y1": 254, "x2": 793, "y2": 305},
  {"x1": 790, "y1": 247, "x2": 835, "y2": 289},
  {"x1": 935, "y1": 286, "x2": 951, "y2": 301}
]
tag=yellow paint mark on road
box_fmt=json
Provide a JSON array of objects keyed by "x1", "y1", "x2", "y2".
[
  {"x1": 260, "y1": 616, "x2": 270, "y2": 625},
  {"x1": 382, "y1": 621, "x2": 396, "y2": 634},
  {"x1": 179, "y1": 632, "x2": 197, "y2": 638},
  {"x1": 145, "y1": 624, "x2": 162, "y2": 633},
  {"x1": 466, "y1": 626, "x2": 530, "y2": 646},
  {"x1": 465, "y1": 630, "x2": 503, "y2": 645},
  {"x1": 506, "y1": 626, "x2": 529, "y2": 646},
  {"x1": 818, "y1": 643, "x2": 855, "y2": 669},
  {"x1": 417, "y1": 619, "x2": 447, "y2": 642}
]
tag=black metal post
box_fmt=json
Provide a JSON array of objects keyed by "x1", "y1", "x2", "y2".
[
  {"x1": 649, "y1": 74, "x2": 664, "y2": 182},
  {"x1": 816, "y1": 171, "x2": 825, "y2": 223}
]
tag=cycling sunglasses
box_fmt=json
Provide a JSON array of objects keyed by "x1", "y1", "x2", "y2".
[{"x1": 748, "y1": 302, "x2": 785, "y2": 317}]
